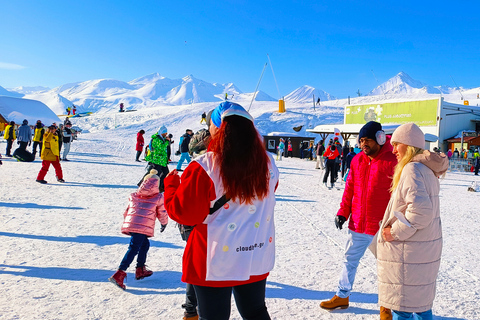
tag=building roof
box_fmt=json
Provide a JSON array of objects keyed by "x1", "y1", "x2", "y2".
[{"x1": 0, "y1": 96, "x2": 60, "y2": 125}]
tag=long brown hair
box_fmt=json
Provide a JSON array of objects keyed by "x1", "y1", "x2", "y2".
[{"x1": 209, "y1": 115, "x2": 270, "y2": 204}]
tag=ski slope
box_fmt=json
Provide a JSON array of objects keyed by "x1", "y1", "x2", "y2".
[{"x1": 0, "y1": 102, "x2": 479, "y2": 320}]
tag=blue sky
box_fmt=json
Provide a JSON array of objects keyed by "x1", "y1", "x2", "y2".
[{"x1": 1, "y1": 0, "x2": 479, "y2": 98}]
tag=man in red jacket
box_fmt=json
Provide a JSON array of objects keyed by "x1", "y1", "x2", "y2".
[{"x1": 320, "y1": 121, "x2": 397, "y2": 319}]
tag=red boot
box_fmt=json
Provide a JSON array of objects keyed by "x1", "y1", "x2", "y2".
[
  {"x1": 109, "y1": 270, "x2": 126, "y2": 290},
  {"x1": 135, "y1": 266, "x2": 153, "y2": 280}
]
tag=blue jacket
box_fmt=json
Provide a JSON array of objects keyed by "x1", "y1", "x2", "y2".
[{"x1": 17, "y1": 124, "x2": 32, "y2": 142}]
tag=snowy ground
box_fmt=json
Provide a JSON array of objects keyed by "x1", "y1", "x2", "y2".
[{"x1": 1, "y1": 107, "x2": 479, "y2": 319}]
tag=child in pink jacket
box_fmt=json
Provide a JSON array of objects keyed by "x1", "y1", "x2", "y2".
[{"x1": 109, "y1": 169, "x2": 168, "y2": 290}]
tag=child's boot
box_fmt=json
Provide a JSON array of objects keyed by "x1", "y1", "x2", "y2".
[
  {"x1": 109, "y1": 269, "x2": 126, "y2": 290},
  {"x1": 135, "y1": 265, "x2": 153, "y2": 280}
]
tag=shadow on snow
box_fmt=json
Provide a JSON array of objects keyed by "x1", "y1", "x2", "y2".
[
  {"x1": 0, "y1": 232, "x2": 182, "y2": 249},
  {"x1": 0, "y1": 202, "x2": 84, "y2": 210}
]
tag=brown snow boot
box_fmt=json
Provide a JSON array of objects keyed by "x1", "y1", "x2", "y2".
[
  {"x1": 135, "y1": 265, "x2": 153, "y2": 280},
  {"x1": 380, "y1": 306, "x2": 392, "y2": 320},
  {"x1": 320, "y1": 295, "x2": 349, "y2": 310},
  {"x1": 183, "y1": 312, "x2": 199, "y2": 320},
  {"x1": 109, "y1": 269, "x2": 126, "y2": 290}
]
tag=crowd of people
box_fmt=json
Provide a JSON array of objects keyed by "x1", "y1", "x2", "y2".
[
  {"x1": 1, "y1": 118, "x2": 77, "y2": 183},
  {"x1": 103, "y1": 104, "x2": 454, "y2": 320},
  {"x1": 0, "y1": 107, "x2": 463, "y2": 320}
]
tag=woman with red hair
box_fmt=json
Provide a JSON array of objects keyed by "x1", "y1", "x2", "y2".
[{"x1": 164, "y1": 101, "x2": 279, "y2": 320}]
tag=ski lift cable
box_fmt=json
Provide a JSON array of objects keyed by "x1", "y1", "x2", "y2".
[
  {"x1": 248, "y1": 62, "x2": 268, "y2": 112},
  {"x1": 267, "y1": 54, "x2": 281, "y2": 100},
  {"x1": 371, "y1": 69, "x2": 386, "y2": 98},
  {"x1": 450, "y1": 75, "x2": 464, "y2": 100}
]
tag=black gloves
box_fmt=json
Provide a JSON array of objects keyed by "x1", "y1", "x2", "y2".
[
  {"x1": 335, "y1": 216, "x2": 347, "y2": 230},
  {"x1": 160, "y1": 224, "x2": 167, "y2": 232},
  {"x1": 17, "y1": 141, "x2": 20, "y2": 145}
]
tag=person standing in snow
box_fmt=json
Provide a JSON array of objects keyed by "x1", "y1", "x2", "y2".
[
  {"x1": 72, "y1": 105, "x2": 76, "y2": 115},
  {"x1": 341, "y1": 141, "x2": 350, "y2": 178},
  {"x1": 473, "y1": 149, "x2": 480, "y2": 176},
  {"x1": 322, "y1": 143, "x2": 339, "y2": 188},
  {"x1": 36, "y1": 125, "x2": 65, "y2": 184},
  {"x1": 315, "y1": 140, "x2": 325, "y2": 169},
  {"x1": 176, "y1": 129, "x2": 193, "y2": 171},
  {"x1": 109, "y1": 169, "x2": 168, "y2": 290},
  {"x1": 377, "y1": 123, "x2": 448, "y2": 320},
  {"x1": 16, "y1": 119, "x2": 32, "y2": 151},
  {"x1": 164, "y1": 101, "x2": 279, "y2": 320},
  {"x1": 166, "y1": 133, "x2": 174, "y2": 162},
  {"x1": 286, "y1": 140, "x2": 293, "y2": 158},
  {"x1": 62, "y1": 121, "x2": 73, "y2": 161},
  {"x1": 32, "y1": 120, "x2": 45, "y2": 158},
  {"x1": 135, "y1": 130, "x2": 145, "y2": 162},
  {"x1": 3, "y1": 121, "x2": 16, "y2": 157},
  {"x1": 140, "y1": 125, "x2": 170, "y2": 192},
  {"x1": 320, "y1": 121, "x2": 397, "y2": 320},
  {"x1": 200, "y1": 111, "x2": 207, "y2": 124},
  {"x1": 277, "y1": 138, "x2": 285, "y2": 161}
]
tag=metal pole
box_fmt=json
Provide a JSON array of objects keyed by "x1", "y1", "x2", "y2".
[
  {"x1": 248, "y1": 62, "x2": 268, "y2": 112},
  {"x1": 267, "y1": 54, "x2": 281, "y2": 99}
]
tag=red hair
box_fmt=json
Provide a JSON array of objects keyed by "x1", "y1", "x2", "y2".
[{"x1": 209, "y1": 116, "x2": 270, "y2": 204}]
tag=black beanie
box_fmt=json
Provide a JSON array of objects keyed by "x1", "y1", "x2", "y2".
[{"x1": 359, "y1": 121, "x2": 382, "y2": 141}]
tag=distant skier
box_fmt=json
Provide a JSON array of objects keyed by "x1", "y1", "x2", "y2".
[
  {"x1": 200, "y1": 112, "x2": 207, "y2": 124},
  {"x1": 32, "y1": 120, "x2": 45, "y2": 158},
  {"x1": 119, "y1": 103, "x2": 125, "y2": 112},
  {"x1": 225, "y1": 92, "x2": 228, "y2": 100},
  {"x1": 316, "y1": 97, "x2": 321, "y2": 105},
  {"x1": 66, "y1": 107, "x2": 71, "y2": 115},
  {"x1": 136, "y1": 130, "x2": 145, "y2": 162},
  {"x1": 72, "y1": 105, "x2": 76, "y2": 115}
]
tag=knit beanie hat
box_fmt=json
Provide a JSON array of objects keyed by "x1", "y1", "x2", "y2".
[
  {"x1": 22, "y1": 119, "x2": 28, "y2": 125},
  {"x1": 143, "y1": 169, "x2": 160, "y2": 181},
  {"x1": 158, "y1": 125, "x2": 168, "y2": 135},
  {"x1": 359, "y1": 121, "x2": 382, "y2": 140},
  {"x1": 391, "y1": 123, "x2": 425, "y2": 149},
  {"x1": 210, "y1": 101, "x2": 253, "y2": 128}
]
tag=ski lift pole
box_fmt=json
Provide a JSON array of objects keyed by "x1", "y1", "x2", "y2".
[
  {"x1": 248, "y1": 62, "x2": 268, "y2": 112},
  {"x1": 267, "y1": 54, "x2": 281, "y2": 99}
]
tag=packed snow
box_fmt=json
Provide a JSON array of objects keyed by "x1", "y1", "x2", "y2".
[{"x1": 0, "y1": 100, "x2": 479, "y2": 320}]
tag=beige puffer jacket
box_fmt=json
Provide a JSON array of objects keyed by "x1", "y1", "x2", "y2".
[{"x1": 377, "y1": 150, "x2": 448, "y2": 313}]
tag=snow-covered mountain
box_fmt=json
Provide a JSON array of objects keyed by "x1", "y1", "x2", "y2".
[
  {"x1": 35, "y1": 73, "x2": 274, "y2": 114},
  {"x1": 23, "y1": 92, "x2": 73, "y2": 115},
  {"x1": 0, "y1": 85, "x2": 24, "y2": 98},
  {"x1": 8, "y1": 86, "x2": 50, "y2": 94},
  {"x1": 284, "y1": 85, "x2": 335, "y2": 103},
  {"x1": 367, "y1": 71, "x2": 461, "y2": 96}
]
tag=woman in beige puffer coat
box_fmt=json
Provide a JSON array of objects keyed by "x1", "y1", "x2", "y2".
[{"x1": 377, "y1": 123, "x2": 448, "y2": 320}]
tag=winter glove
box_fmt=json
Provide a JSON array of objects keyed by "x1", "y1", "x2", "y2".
[
  {"x1": 28, "y1": 141, "x2": 32, "y2": 146},
  {"x1": 160, "y1": 224, "x2": 167, "y2": 233},
  {"x1": 335, "y1": 215, "x2": 347, "y2": 230},
  {"x1": 17, "y1": 141, "x2": 20, "y2": 145}
]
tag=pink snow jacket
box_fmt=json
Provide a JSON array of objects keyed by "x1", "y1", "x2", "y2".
[
  {"x1": 121, "y1": 177, "x2": 168, "y2": 237},
  {"x1": 337, "y1": 136, "x2": 397, "y2": 235}
]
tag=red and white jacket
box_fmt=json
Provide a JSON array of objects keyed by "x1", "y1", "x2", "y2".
[
  {"x1": 164, "y1": 152, "x2": 279, "y2": 287},
  {"x1": 337, "y1": 136, "x2": 397, "y2": 235}
]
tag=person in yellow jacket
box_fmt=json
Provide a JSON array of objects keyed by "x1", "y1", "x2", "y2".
[
  {"x1": 36, "y1": 125, "x2": 64, "y2": 184},
  {"x1": 3, "y1": 121, "x2": 16, "y2": 157},
  {"x1": 32, "y1": 120, "x2": 45, "y2": 158}
]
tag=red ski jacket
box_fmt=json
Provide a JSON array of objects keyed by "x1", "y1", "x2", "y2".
[{"x1": 337, "y1": 136, "x2": 397, "y2": 235}]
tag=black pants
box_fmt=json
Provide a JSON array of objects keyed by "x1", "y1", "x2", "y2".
[
  {"x1": 135, "y1": 150, "x2": 142, "y2": 161},
  {"x1": 6, "y1": 139, "x2": 13, "y2": 155},
  {"x1": 183, "y1": 283, "x2": 198, "y2": 314},
  {"x1": 32, "y1": 141, "x2": 42, "y2": 157},
  {"x1": 19, "y1": 141, "x2": 28, "y2": 151},
  {"x1": 138, "y1": 163, "x2": 169, "y2": 192},
  {"x1": 193, "y1": 279, "x2": 270, "y2": 320},
  {"x1": 323, "y1": 159, "x2": 336, "y2": 184}
]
